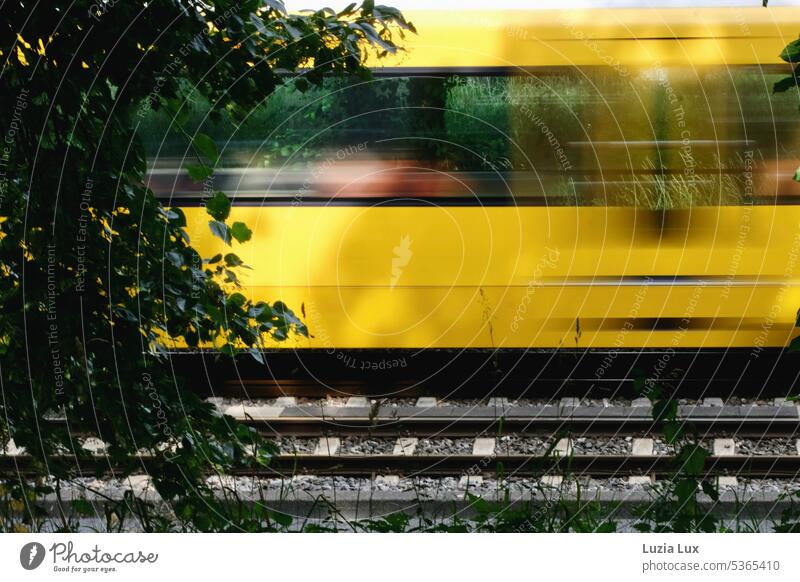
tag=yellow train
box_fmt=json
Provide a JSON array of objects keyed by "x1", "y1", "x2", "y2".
[{"x1": 152, "y1": 5, "x2": 800, "y2": 350}]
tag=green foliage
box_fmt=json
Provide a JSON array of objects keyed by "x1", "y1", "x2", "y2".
[
  {"x1": 289, "y1": 484, "x2": 617, "y2": 533},
  {"x1": 772, "y1": 56, "x2": 800, "y2": 97},
  {"x1": 206, "y1": 191, "x2": 232, "y2": 221},
  {"x1": 0, "y1": 0, "x2": 412, "y2": 531},
  {"x1": 773, "y1": 491, "x2": 800, "y2": 532},
  {"x1": 231, "y1": 222, "x2": 253, "y2": 244},
  {"x1": 193, "y1": 133, "x2": 220, "y2": 165},
  {"x1": 632, "y1": 378, "x2": 720, "y2": 533},
  {"x1": 187, "y1": 164, "x2": 214, "y2": 181},
  {"x1": 136, "y1": 76, "x2": 418, "y2": 167},
  {"x1": 780, "y1": 38, "x2": 800, "y2": 65}
]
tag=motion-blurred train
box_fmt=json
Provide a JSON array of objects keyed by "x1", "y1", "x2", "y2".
[{"x1": 150, "y1": 4, "x2": 800, "y2": 354}]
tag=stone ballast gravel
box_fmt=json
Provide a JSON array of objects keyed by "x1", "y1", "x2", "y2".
[
  {"x1": 497, "y1": 435, "x2": 548, "y2": 455},
  {"x1": 736, "y1": 438, "x2": 798, "y2": 456},
  {"x1": 653, "y1": 439, "x2": 799, "y2": 456},
  {"x1": 416, "y1": 438, "x2": 474, "y2": 455},
  {"x1": 339, "y1": 437, "x2": 395, "y2": 455},
  {"x1": 221, "y1": 475, "x2": 800, "y2": 496},
  {"x1": 572, "y1": 437, "x2": 632, "y2": 455},
  {"x1": 52, "y1": 474, "x2": 800, "y2": 499},
  {"x1": 653, "y1": 439, "x2": 710, "y2": 455},
  {"x1": 440, "y1": 398, "x2": 637, "y2": 408},
  {"x1": 279, "y1": 437, "x2": 317, "y2": 454},
  {"x1": 278, "y1": 436, "x2": 800, "y2": 456}
]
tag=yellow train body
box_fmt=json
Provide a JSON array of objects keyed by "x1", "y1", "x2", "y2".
[
  {"x1": 173, "y1": 5, "x2": 800, "y2": 350},
  {"x1": 370, "y1": 7, "x2": 800, "y2": 69},
  {"x1": 184, "y1": 205, "x2": 800, "y2": 349}
]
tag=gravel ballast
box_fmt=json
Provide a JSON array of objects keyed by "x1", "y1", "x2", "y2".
[
  {"x1": 279, "y1": 437, "x2": 318, "y2": 454},
  {"x1": 416, "y1": 438, "x2": 474, "y2": 455},
  {"x1": 572, "y1": 437, "x2": 632, "y2": 455},
  {"x1": 339, "y1": 437, "x2": 395, "y2": 455},
  {"x1": 736, "y1": 438, "x2": 799, "y2": 456}
]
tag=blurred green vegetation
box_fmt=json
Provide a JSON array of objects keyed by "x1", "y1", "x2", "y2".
[{"x1": 139, "y1": 67, "x2": 800, "y2": 209}]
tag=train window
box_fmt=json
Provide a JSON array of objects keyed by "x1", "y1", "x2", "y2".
[{"x1": 140, "y1": 66, "x2": 800, "y2": 206}]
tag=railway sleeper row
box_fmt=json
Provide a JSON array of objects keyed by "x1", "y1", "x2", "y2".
[
  {"x1": 221, "y1": 399, "x2": 800, "y2": 437},
  {"x1": 3, "y1": 449, "x2": 800, "y2": 480}
]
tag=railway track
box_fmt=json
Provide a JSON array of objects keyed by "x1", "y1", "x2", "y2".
[
  {"x1": 223, "y1": 399, "x2": 800, "y2": 437},
  {"x1": 4, "y1": 394, "x2": 800, "y2": 530},
  {"x1": 4, "y1": 398, "x2": 798, "y2": 482},
  {"x1": 4, "y1": 454, "x2": 800, "y2": 479},
  {"x1": 259, "y1": 454, "x2": 800, "y2": 478}
]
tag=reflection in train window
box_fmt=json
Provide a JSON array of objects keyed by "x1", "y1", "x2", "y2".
[{"x1": 140, "y1": 66, "x2": 800, "y2": 206}]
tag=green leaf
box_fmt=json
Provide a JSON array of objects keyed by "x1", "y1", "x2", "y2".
[
  {"x1": 663, "y1": 422, "x2": 684, "y2": 444},
  {"x1": 205, "y1": 253, "x2": 223, "y2": 264},
  {"x1": 249, "y1": 14, "x2": 269, "y2": 35},
  {"x1": 251, "y1": 303, "x2": 272, "y2": 321},
  {"x1": 224, "y1": 269, "x2": 240, "y2": 284},
  {"x1": 678, "y1": 444, "x2": 708, "y2": 476},
  {"x1": 249, "y1": 348, "x2": 265, "y2": 364},
  {"x1": 465, "y1": 492, "x2": 490, "y2": 514},
  {"x1": 789, "y1": 334, "x2": 800, "y2": 352},
  {"x1": 794, "y1": 167, "x2": 800, "y2": 183},
  {"x1": 164, "y1": 97, "x2": 191, "y2": 127},
  {"x1": 249, "y1": 303, "x2": 265, "y2": 317},
  {"x1": 294, "y1": 78, "x2": 310, "y2": 92},
  {"x1": 208, "y1": 220, "x2": 231, "y2": 245},
  {"x1": 653, "y1": 399, "x2": 678, "y2": 423},
  {"x1": 230, "y1": 222, "x2": 252, "y2": 243},
  {"x1": 281, "y1": 19, "x2": 302, "y2": 39},
  {"x1": 193, "y1": 133, "x2": 219, "y2": 165},
  {"x1": 264, "y1": 0, "x2": 287, "y2": 13},
  {"x1": 206, "y1": 191, "x2": 231, "y2": 221},
  {"x1": 160, "y1": 206, "x2": 187, "y2": 226},
  {"x1": 185, "y1": 329, "x2": 199, "y2": 347},
  {"x1": 224, "y1": 253, "x2": 244, "y2": 267},
  {"x1": 647, "y1": 384, "x2": 663, "y2": 401},
  {"x1": 773, "y1": 76, "x2": 798, "y2": 94},
  {"x1": 702, "y1": 479, "x2": 720, "y2": 502},
  {"x1": 228, "y1": 292, "x2": 246, "y2": 307},
  {"x1": 674, "y1": 478, "x2": 699, "y2": 505},
  {"x1": 338, "y1": 3, "x2": 357, "y2": 17},
  {"x1": 187, "y1": 164, "x2": 213, "y2": 182},
  {"x1": 270, "y1": 511, "x2": 293, "y2": 527},
  {"x1": 166, "y1": 251, "x2": 183, "y2": 267},
  {"x1": 780, "y1": 39, "x2": 800, "y2": 63}
]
